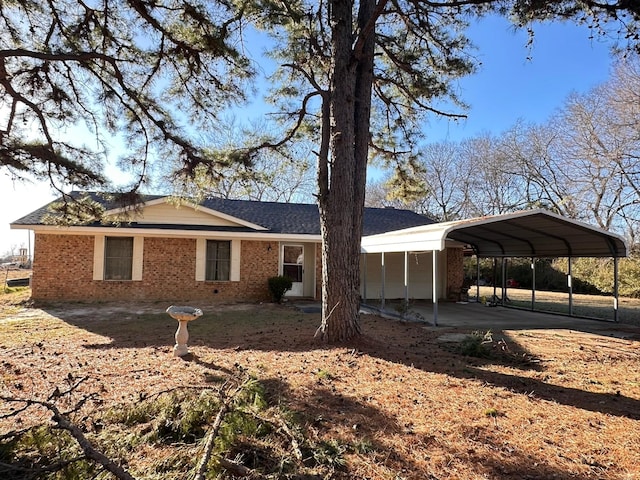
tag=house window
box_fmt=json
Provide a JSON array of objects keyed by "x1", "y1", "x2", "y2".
[
  {"x1": 104, "y1": 237, "x2": 133, "y2": 280},
  {"x1": 205, "y1": 240, "x2": 231, "y2": 281}
]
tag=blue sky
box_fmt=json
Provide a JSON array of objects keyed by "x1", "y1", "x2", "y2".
[
  {"x1": 427, "y1": 15, "x2": 614, "y2": 142},
  {"x1": 0, "y1": 15, "x2": 617, "y2": 256}
]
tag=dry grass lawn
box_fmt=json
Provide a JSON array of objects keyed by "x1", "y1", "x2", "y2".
[{"x1": 1, "y1": 290, "x2": 640, "y2": 479}]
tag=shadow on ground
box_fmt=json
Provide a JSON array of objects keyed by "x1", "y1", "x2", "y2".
[{"x1": 42, "y1": 301, "x2": 640, "y2": 423}]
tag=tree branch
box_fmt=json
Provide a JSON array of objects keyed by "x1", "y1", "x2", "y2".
[
  {"x1": 0, "y1": 395, "x2": 138, "y2": 480},
  {"x1": 194, "y1": 376, "x2": 253, "y2": 480}
]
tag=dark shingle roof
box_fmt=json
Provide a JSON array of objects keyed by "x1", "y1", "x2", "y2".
[
  {"x1": 11, "y1": 192, "x2": 164, "y2": 226},
  {"x1": 12, "y1": 192, "x2": 434, "y2": 236}
]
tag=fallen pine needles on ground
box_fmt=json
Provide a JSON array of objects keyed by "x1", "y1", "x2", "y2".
[{"x1": 1, "y1": 300, "x2": 640, "y2": 479}]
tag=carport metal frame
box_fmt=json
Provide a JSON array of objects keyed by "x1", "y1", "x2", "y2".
[{"x1": 361, "y1": 209, "x2": 628, "y2": 325}]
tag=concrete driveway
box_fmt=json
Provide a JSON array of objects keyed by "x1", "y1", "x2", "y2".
[{"x1": 393, "y1": 301, "x2": 640, "y2": 339}]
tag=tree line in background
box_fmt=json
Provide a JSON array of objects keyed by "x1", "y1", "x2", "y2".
[
  {"x1": 465, "y1": 257, "x2": 640, "y2": 298},
  {"x1": 206, "y1": 53, "x2": 640, "y2": 251},
  {"x1": 367, "y1": 54, "x2": 640, "y2": 298}
]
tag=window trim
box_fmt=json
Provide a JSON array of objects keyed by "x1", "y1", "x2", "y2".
[
  {"x1": 196, "y1": 238, "x2": 240, "y2": 282},
  {"x1": 93, "y1": 235, "x2": 143, "y2": 281}
]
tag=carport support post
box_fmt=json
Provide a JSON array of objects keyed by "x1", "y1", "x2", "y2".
[
  {"x1": 492, "y1": 258, "x2": 497, "y2": 301},
  {"x1": 476, "y1": 256, "x2": 480, "y2": 302},
  {"x1": 432, "y1": 250, "x2": 438, "y2": 326},
  {"x1": 614, "y1": 256, "x2": 619, "y2": 323},
  {"x1": 381, "y1": 252, "x2": 386, "y2": 311},
  {"x1": 568, "y1": 257, "x2": 573, "y2": 316},
  {"x1": 501, "y1": 258, "x2": 506, "y2": 305},
  {"x1": 404, "y1": 251, "x2": 409, "y2": 308},
  {"x1": 362, "y1": 254, "x2": 367, "y2": 304},
  {"x1": 531, "y1": 258, "x2": 536, "y2": 311}
]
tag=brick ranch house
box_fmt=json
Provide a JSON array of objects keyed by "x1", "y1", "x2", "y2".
[{"x1": 11, "y1": 193, "x2": 466, "y2": 304}]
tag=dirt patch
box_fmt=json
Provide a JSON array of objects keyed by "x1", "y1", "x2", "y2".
[{"x1": 1, "y1": 300, "x2": 640, "y2": 479}]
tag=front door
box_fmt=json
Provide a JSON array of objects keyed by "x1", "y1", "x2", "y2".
[{"x1": 282, "y1": 244, "x2": 304, "y2": 296}]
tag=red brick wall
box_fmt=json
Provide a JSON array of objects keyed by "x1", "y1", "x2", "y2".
[
  {"x1": 446, "y1": 247, "x2": 465, "y2": 297},
  {"x1": 31, "y1": 234, "x2": 284, "y2": 303},
  {"x1": 32, "y1": 233, "x2": 456, "y2": 304},
  {"x1": 31, "y1": 234, "x2": 95, "y2": 300}
]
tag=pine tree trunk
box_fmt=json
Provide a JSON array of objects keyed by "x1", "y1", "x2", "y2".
[{"x1": 317, "y1": 0, "x2": 377, "y2": 343}]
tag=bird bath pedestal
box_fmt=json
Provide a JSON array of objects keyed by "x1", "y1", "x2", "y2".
[{"x1": 166, "y1": 305, "x2": 203, "y2": 357}]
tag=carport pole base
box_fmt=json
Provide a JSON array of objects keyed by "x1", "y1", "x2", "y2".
[{"x1": 173, "y1": 321, "x2": 190, "y2": 357}]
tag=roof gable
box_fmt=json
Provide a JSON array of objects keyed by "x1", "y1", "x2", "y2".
[{"x1": 105, "y1": 198, "x2": 267, "y2": 230}]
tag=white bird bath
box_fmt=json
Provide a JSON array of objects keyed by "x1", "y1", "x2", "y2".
[{"x1": 166, "y1": 305, "x2": 203, "y2": 357}]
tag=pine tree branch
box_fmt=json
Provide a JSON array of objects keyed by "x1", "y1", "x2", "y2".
[
  {"x1": 193, "y1": 376, "x2": 252, "y2": 480},
  {"x1": 0, "y1": 394, "x2": 138, "y2": 480},
  {"x1": 218, "y1": 456, "x2": 265, "y2": 478},
  {"x1": 50, "y1": 404, "x2": 138, "y2": 480}
]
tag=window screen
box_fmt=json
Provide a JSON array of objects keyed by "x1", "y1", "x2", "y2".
[
  {"x1": 104, "y1": 237, "x2": 133, "y2": 280},
  {"x1": 205, "y1": 240, "x2": 231, "y2": 281}
]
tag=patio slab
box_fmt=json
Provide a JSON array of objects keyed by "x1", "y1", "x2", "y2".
[
  {"x1": 410, "y1": 301, "x2": 640, "y2": 338},
  {"x1": 295, "y1": 300, "x2": 640, "y2": 339}
]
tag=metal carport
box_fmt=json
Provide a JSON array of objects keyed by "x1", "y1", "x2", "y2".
[{"x1": 361, "y1": 209, "x2": 628, "y2": 325}]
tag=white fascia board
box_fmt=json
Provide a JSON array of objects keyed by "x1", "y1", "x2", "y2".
[
  {"x1": 361, "y1": 224, "x2": 448, "y2": 253},
  {"x1": 104, "y1": 197, "x2": 269, "y2": 231},
  {"x1": 361, "y1": 238, "x2": 444, "y2": 254},
  {"x1": 191, "y1": 205, "x2": 269, "y2": 231},
  {"x1": 21, "y1": 224, "x2": 320, "y2": 242}
]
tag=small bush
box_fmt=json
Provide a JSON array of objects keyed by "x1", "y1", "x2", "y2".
[
  {"x1": 458, "y1": 330, "x2": 493, "y2": 358},
  {"x1": 268, "y1": 276, "x2": 293, "y2": 303}
]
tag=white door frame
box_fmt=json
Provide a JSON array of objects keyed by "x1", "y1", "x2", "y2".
[{"x1": 282, "y1": 244, "x2": 304, "y2": 296}]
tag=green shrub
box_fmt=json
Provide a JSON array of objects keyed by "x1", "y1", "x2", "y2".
[
  {"x1": 268, "y1": 276, "x2": 293, "y2": 303},
  {"x1": 458, "y1": 330, "x2": 494, "y2": 358}
]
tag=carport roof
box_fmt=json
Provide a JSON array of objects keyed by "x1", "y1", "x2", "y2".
[{"x1": 361, "y1": 209, "x2": 628, "y2": 258}]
